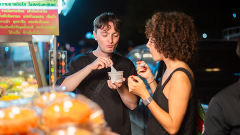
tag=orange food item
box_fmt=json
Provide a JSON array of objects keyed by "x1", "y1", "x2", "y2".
[
  {"x1": 90, "y1": 110, "x2": 105, "y2": 125},
  {"x1": 50, "y1": 128, "x2": 92, "y2": 135},
  {"x1": 42, "y1": 99, "x2": 91, "y2": 128},
  {"x1": 33, "y1": 92, "x2": 69, "y2": 109},
  {"x1": 0, "y1": 107, "x2": 38, "y2": 135}
]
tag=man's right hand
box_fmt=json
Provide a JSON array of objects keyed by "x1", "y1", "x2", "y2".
[{"x1": 89, "y1": 56, "x2": 113, "y2": 70}]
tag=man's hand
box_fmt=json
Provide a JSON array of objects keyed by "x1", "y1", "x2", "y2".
[
  {"x1": 107, "y1": 78, "x2": 126, "y2": 90},
  {"x1": 89, "y1": 56, "x2": 113, "y2": 70}
]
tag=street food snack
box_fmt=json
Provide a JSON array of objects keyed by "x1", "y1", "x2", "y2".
[
  {"x1": 50, "y1": 126, "x2": 92, "y2": 135},
  {"x1": 33, "y1": 92, "x2": 69, "y2": 109},
  {"x1": 0, "y1": 106, "x2": 38, "y2": 134},
  {"x1": 42, "y1": 99, "x2": 91, "y2": 128},
  {"x1": 90, "y1": 109, "x2": 105, "y2": 125},
  {"x1": 33, "y1": 86, "x2": 74, "y2": 109}
]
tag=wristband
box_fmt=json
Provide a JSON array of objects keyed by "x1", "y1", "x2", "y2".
[
  {"x1": 148, "y1": 77, "x2": 154, "y2": 84},
  {"x1": 143, "y1": 96, "x2": 153, "y2": 106}
]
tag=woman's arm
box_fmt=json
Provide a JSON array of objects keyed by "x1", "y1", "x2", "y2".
[
  {"x1": 136, "y1": 61, "x2": 158, "y2": 94},
  {"x1": 146, "y1": 71, "x2": 192, "y2": 134},
  {"x1": 146, "y1": 74, "x2": 158, "y2": 94}
]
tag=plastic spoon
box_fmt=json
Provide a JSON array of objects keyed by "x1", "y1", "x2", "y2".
[{"x1": 110, "y1": 65, "x2": 117, "y2": 73}]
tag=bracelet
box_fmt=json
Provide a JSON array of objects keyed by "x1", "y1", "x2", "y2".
[{"x1": 148, "y1": 77, "x2": 154, "y2": 84}]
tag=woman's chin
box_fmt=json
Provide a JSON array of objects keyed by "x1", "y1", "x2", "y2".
[{"x1": 152, "y1": 57, "x2": 161, "y2": 62}]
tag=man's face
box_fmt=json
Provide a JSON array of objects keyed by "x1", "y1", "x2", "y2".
[{"x1": 93, "y1": 22, "x2": 120, "y2": 54}]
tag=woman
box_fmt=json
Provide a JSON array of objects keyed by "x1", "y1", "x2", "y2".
[{"x1": 128, "y1": 12, "x2": 199, "y2": 135}]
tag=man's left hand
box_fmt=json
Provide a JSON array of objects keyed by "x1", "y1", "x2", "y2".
[{"x1": 107, "y1": 78, "x2": 125, "y2": 90}]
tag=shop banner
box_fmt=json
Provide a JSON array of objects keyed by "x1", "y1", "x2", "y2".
[{"x1": 0, "y1": 0, "x2": 59, "y2": 35}]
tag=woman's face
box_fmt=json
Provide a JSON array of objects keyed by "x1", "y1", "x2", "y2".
[{"x1": 146, "y1": 37, "x2": 164, "y2": 61}]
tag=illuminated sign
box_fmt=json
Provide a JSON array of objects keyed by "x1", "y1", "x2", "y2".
[{"x1": 0, "y1": 0, "x2": 59, "y2": 35}]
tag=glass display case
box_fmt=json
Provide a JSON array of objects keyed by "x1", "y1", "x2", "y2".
[{"x1": 0, "y1": 35, "x2": 47, "y2": 100}]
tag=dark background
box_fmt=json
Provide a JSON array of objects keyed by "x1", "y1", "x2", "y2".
[{"x1": 57, "y1": 0, "x2": 240, "y2": 56}]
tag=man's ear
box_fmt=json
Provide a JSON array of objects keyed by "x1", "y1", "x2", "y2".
[{"x1": 93, "y1": 31, "x2": 97, "y2": 41}]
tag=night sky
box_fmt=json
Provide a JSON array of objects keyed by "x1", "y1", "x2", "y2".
[{"x1": 57, "y1": 0, "x2": 240, "y2": 55}]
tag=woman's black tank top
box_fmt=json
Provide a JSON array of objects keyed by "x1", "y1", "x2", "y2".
[{"x1": 147, "y1": 68, "x2": 197, "y2": 135}]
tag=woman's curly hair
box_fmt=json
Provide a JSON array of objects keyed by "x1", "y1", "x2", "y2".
[{"x1": 145, "y1": 12, "x2": 199, "y2": 64}]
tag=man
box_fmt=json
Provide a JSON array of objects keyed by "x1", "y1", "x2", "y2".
[
  {"x1": 56, "y1": 12, "x2": 139, "y2": 135},
  {"x1": 203, "y1": 40, "x2": 240, "y2": 135}
]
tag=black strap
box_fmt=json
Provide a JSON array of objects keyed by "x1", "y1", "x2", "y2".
[
  {"x1": 87, "y1": 52, "x2": 119, "y2": 101},
  {"x1": 90, "y1": 78, "x2": 107, "y2": 101}
]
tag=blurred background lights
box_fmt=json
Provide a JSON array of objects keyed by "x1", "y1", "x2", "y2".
[
  {"x1": 128, "y1": 40, "x2": 133, "y2": 45},
  {"x1": 65, "y1": 43, "x2": 70, "y2": 50},
  {"x1": 54, "y1": 105, "x2": 60, "y2": 112},
  {"x1": 85, "y1": 32, "x2": 93, "y2": 39},
  {"x1": 128, "y1": 47, "x2": 133, "y2": 51},
  {"x1": 202, "y1": 33, "x2": 207, "y2": 38},
  {"x1": 70, "y1": 47, "x2": 75, "y2": 52},
  {"x1": 233, "y1": 13, "x2": 236, "y2": 18},
  {"x1": 12, "y1": 107, "x2": 20, "y2": 115},
  {"x1": 134, "y1": 53, "x2": 141, "y2": 59},
  {"x1": 143, "y1": 54, "x2": 152, "y2": 58},
  {"x1": 5, "y1": 47, "x2": 9, "y2": 52},
  {"x1": 91, "y1": 34, "x2": 95, "y2": 39},
  {"x1": 0, "y1": 111, "x2": 5, "y2": 118},
  {"x1": 234, "y1": 73, "x2": 240, "y2": 76},
  {"x1": 212, "y1": 68, "x2": 220, "y2": 72},
  {"x1": 205, "y1": 68, "x2": 220, "y2": 72},
  {"x1": 29, "y1": 75, "x2": 33, "y2": 78},
  {"x1": 19, "y1": 71, "x2": 23, "y2": 75}
]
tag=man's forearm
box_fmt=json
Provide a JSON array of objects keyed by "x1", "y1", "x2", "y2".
[
  {"x1": 61, "y1": 65, "x2": 93, "y2": 91},
  {"x1": 117, "y1": 84, "x2": 138, "y2": 110}
]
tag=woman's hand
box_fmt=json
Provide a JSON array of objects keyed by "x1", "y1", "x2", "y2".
[
  {"x1": 128, "y1": 75, "x2": 150, "y2": 99},
  {"x1": 136, "y1": 61, "x2": 154, "y2": 82},
  {"x1": 107, "y1": 78, "x2": 126, "y2": 90},
  {"x1": 89, "y1": 56, "x2": 113, "y2": 70}
]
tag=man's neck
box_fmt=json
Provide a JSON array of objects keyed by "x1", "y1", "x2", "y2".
[{"x1": 93, "y1": 48, "x2": 112, "y2": 59}]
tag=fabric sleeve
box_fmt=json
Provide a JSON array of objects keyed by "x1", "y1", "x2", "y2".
[
  {"x1": 56, "y1": 58, "x2": 84, "y2": 94},
  {"x1": 203, "y1": 97, "x2": 229, "y2": 135}
]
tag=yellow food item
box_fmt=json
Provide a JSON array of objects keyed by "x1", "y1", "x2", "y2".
[
  {"x1": 0, "y1": 107, "x2": 38, "y2": 134},
  {"x1": 33, "y1": 92, "x2": 69, "y2": 109},
  {"x1": 0, "y1": 84, "x2": 8, "y2": 90},
  {"x1": 0, "y1": 95, "x2": 19, "y2": 101},
  {"x1": 42, "y1": 99, "x2": 91, "y2": 128},
  {"x1": 50, "y1": 128, "x2": 92, "y2": 135}
]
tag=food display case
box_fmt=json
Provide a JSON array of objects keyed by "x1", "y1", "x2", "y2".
[{"x1": 0, "y1": 35, "x2": 47, "y2": 100}]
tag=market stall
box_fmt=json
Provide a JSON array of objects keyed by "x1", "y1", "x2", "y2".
[
  {"x1": 0, "y1": 0, "x2": 60, "y2": 99},
  {"x1": 0, "y1": 1, "x2": 115, "y2": 134},
  {"x1": 0, "y1": 35, "x2": 46, "y2": 99}
]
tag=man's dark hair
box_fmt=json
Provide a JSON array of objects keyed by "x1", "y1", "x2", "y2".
[{"x1": 93, "y1": 12, "x2": 122, "y2": 33}]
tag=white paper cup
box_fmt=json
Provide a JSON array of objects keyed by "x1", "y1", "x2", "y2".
[{"x1": 108, "y1": 71, "x2": 124, "y2": 83}]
